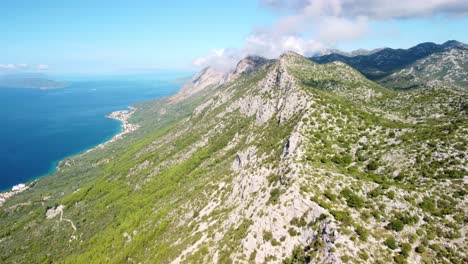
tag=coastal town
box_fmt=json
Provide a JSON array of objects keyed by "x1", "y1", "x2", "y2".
[
  {"x1": 83, "y1": 106, "x2": 140, "y2": 153},
  {"x1": 0, "y1": 181, "x2": 35, "y2": 207},
  {"x1": 105, "y1": 106, "x2": 140, "y2": 143}
]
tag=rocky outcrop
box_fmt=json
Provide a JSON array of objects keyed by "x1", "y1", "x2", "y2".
[
  {"x1": 223, "y1": 51, "x2": 311, "y2": 125},
  {"x1": 232, "y1": 146, "x2": 257, "y2": 171},
  {"x1": 46, "y1": 205, "x2": 65, "y2": 219},
  {"x1": 171, "y1": 55, "x2": 270, "y2": 104},
  {"x1": 282, "y1": 132, "x2": 302, "y2": 157},
  {"x1": 170, "y1": 67, "x2": 230, "y2": 103},
  {"x1": 229, "y1": 56, "x2": 270, "y2": 81}
]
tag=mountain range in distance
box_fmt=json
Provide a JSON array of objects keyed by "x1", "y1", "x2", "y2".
[
  {"x1": 0, "y1": 73, "x2": 67, "y2": 89},
  {"x1": 311, "y1": 40, "x2": 468, "y2": 89}
]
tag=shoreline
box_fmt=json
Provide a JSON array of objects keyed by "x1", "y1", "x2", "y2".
[
  {"x1": 57, "y1": 106, "x2": 140, "y2": 167},
  {"x1": 82, "y1": 106, "x2": 139, "y2": 154},
  {"x1": 1, "y1": 106, "x2": 139, "y2": 206}
]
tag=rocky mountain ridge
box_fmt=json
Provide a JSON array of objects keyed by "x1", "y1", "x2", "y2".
[
  {"x1": 0, "y1": 46, "x2": 466, "y2": 264},
  {"x1": 311, "y1": 40, "x2": 468, "y2": 82},
  {"x1": 380, "y1": 48, "x2": 468, "y2": 89}
]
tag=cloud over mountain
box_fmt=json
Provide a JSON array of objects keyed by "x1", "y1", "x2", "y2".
[{"x1": 194, "y1": 0, "x2": 468, "y2": 70}]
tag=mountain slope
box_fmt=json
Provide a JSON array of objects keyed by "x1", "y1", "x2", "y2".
[
  {"x1": 0, "y1": 52, "x2": 466, "y2": 264},
  {"x1": 379, "y1": 48, "x2": 468, "y2": 90},
  {"x1": 311, "y1": 40, "x2": 468, "y2": 82}
]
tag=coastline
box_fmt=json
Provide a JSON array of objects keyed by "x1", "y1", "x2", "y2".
[
  {"x1": 57, "y1": 105, "x2": 140, "y2": 167},
  {"x1": 1, "y1": 106, "x2": 139, "y2": 206},
  {"x1": 83, "y1": 106, "x2": 139, "y2": 153}
]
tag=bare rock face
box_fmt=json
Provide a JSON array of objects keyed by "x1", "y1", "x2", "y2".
[
  {"x1": 321, "y1": 220, "x2": 340, "y2": 264},
  {"x1": 232, "y1": 146, "x2": 257, "y2": 171},
  {"x1": 229, "y1": 56, "x2": 270, "y2": 81},
  {"x1": 171, "y1": 55, "x2": 270, "y2": 104},
  {"x1": 220, "y1": 51, "x2": 311, "y2": 125},
  {"x1": 170, "y1": 67, "x2": 229, "y2": 103},
  {"x1": 282, "y1": 132, "x2": 302, "y2": 157},
  {"x1": 259, "y1": 52, "x2": 297, "y2": 92},
  {"x1": 46, "y1": 205, "x2": 65, "y2": 219}
]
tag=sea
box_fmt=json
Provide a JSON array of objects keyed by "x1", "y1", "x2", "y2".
[{"x1": 0, "y1": 73, "x2": 189, "y2": 191}]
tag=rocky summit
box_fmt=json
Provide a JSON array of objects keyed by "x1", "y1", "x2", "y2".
[{"x1": 0, "y1": 43, "x2": 467, "y2": 264}]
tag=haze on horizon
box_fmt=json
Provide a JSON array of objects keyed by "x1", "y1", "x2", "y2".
[{"x1": 2, "y1": 0, "x2": 468, "y2": 74}]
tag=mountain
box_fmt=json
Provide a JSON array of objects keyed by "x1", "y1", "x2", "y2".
[
  {"x1": 170, "y1": 55, "x2": 271, "y2": 102},
  {"x1": 379, "y1": 48, "x2": 468, "y2": 89},
  {"x1": 311, "y1": 40, "x2": 468, "y2": 82},
  {"x1": 0, "y1": 49, "x2": 467, "y2": 263},
  {"x1": 317, "y1": 47, "x2": 385, "y2": 57},
  {"x1": 0, "y1": 73, "x2": 67, "y2": 89}
]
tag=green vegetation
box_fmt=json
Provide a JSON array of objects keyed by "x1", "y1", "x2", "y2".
[
  {"x1": 385, "y1": 236, "x2": 398, "y2": 250},
  {"x1": 340, "y1": 188, "x2": 365, "y2": 209},
  {"x1": 1, "y1": 46, "x2": 467, "y2": 263},
  {"x1": 388, "y1": 219, "x2": 405, "y2": 232}
]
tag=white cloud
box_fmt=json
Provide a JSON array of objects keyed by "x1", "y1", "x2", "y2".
[
  {"x1": 37, "y1": 64, "x2": 50, "y2": 71},
  {"x1": 317, "y1": 16, "x2": 369, "y2": 43},
  {"x1": 0, "y1": 63, "x2": 50, "y2": 72},
  {"x1": 260, "y1": 0, "x2": 468, "y2": 19},
  {"x1": 194, "y1": 0, "x2": 468, "y2": 70}
]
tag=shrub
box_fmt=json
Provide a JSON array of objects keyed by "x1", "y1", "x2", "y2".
[
  {"x1": 290, "y1": 217, "x2": 307, "y2": 227},
  {"x1": 415, "y1": 246, "x2": 426, "y2": 253},
  {"x1": 288, "y1": 228, "x2": 299, "y2": 236},
  {"x1": 331, "y1": 154, "x2": 352, "y2": 166},
  {"x1": 400, "y1": 243, "x2": 412, "y2": 257},
  {"x1": 263, "y1": 231, "x2": 273, "y2": 241},
  {"x1": 267, "y1": 188, "x2": 281, "y2": 205},
  {"x1": 330, "y1": 210, "x2": 353, "y2": 226},
  {"x1": 358, "y1": 250, "x2": 369, "y2": 261},
  {"x1": 283, "y1": 246, "x2": 307, "y2": 264},
  {"x1": 340, "y1": 255, "x2": 351, "y2": 263},
  {"x1": 394, "y1": 254, "x2": 407, "y2": 264},
  {"x1": 368, "y1": 188, "x2": 381, "y2": 198},
  {"x1": 340, "y1": 188, "x2": 365, "y2": 208},
  {"x1": 386, "y1": 190, "x2": 396, "y2": 199},
  {"x1": 416, "y1": 229, "x2": 424, "y2": 236},
  {"x1": 419, "y1": 197, "x2": 437, "y2": 215},
  {"x1": 324, "y1": 190, "x2": 337, "y2": 201},
  {"x1": 384, "y1": 236, "x2": 398, "y2": 250},
  {"x1": 355, "y1": 225, "x2": 369, "y2": 241},
  {"x1": 358, "y1": 154, "x2": 369, "y2": 161},
  {"x1": 367, "y1": 160, "x2": 379, "y2": 171},
  {"x1": 249, "y1": 250, "x2": 257, "y2": 261},
  {"x1": 271, "y1": 239, "x2": 281, "y2": 246},
  {"x1": 388, "y1": 219, "x2": 405, "y2": 232}
]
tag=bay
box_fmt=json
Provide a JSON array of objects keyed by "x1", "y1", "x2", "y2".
[{"x1": 0, "y1": 77, "x2": 184, "y2": 191}]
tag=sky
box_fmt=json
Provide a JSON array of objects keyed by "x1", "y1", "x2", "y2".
[{"x1": 1, "y1": 0, "x2": 468, "y2": 74}]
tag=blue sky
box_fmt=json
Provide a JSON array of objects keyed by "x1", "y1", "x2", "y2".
[{"x1": 1, "y1": 0, "x2": 468, "y2": 73}]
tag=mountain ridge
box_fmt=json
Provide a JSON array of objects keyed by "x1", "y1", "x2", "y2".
[
  {"x1": 311, "y1": 40, "x2": 468, "y2": 82},
  {"x1": 0, "y1": 45, "x2": 466, "y2": 263}
]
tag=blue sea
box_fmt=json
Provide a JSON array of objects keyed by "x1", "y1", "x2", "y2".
[{"x1": 0, "y1": 76, "x2": 186, "y2": 191}]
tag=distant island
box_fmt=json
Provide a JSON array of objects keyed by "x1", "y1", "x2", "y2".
[{"x1": 0, "y1": 73, "x2": 67, "y2": 89}]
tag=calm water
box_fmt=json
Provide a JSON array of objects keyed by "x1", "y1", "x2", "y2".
[{"x1": 0, "y1": 79, "x2": 182, "y2": 191}]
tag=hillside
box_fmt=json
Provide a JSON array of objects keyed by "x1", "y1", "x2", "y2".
[
  {"x1": 0, "y1": 51, "x2": 467, "y2": 264},
  {"x1": 311, "y1": 40, "x2": 468, "y2": 82},
  {"x1": 379, "y1": 48, "x2": 468, "y2": 90}
]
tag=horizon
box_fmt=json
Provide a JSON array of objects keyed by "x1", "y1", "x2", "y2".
[{"x1": 2, "y1": 0, "x2": 468, "y2": 74}]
